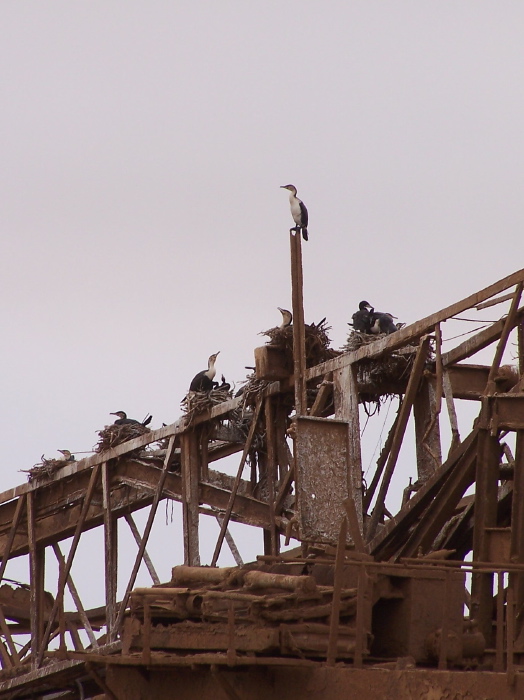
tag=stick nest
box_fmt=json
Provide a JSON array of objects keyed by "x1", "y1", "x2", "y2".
[
  {"x1": 23, "y1": 456, "x2": 75, "y2": 483},
  {"x1": 261, "y1": 319, "x2": 340, "y2": 368},
  {"x1": 182, "y1": 387, "x2": 233, "y2": 427},
  {"x1": 95, "y1": 422, "x2": 151, "y2": 454}
]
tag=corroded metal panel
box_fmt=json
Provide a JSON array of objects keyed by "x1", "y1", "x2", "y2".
[{"x1": 295, "y1": 417, "x2": 350, "y2": 543}]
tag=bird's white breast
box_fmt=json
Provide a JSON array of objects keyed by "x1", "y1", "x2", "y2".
[{"x1": 289, "y1": 195, "x2": 302, "y2": 225}]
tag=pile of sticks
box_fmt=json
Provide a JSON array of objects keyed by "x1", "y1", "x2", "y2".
[{"x1": 95, "y1": 422, "x2": 151, "y2": 453}]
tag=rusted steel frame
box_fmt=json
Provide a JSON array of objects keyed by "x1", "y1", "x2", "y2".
[
  {"x1": 442, "y1": 308, "x2": 524, "y2": 368},
  {"x1": 326, "y1": 516, "x2": 347, "y2": 666},
  {"x1": 211, "y1": 667, "x2": 243, "y2": 700},
  {"x1": 85, "y1": 661, "x2": 119, "y2": 700},
  {"x1": 265, "y1": 397, "x2": 278, "y2": 556},
  {"x1": 420, "y1": 323, "x2": 442, "y2": 453},
  {"x1": 307, "y1": 268, "x2": 524, "y2": 381},
  {"x1": 0, "y1": 495, "x2": 25, "y2": 584},
  {"x1": 214, "y1": 514, "x2": 243, "y2": 567},
  {"x1": 438, "y1": 570, "x2": 451, "y2": 670},
  {"x1": 57, "y1": 544, "x2": 66, "y2": 656},
  {"x1": 142, "y1": 600, "x2": 151, "y2": 665},
  {"x1": 366, "y1": 337, "x2": 431, "y2": 541},
  {"x1": 0, "y1": 386, "x2": 277, "y2": 509},
  {"x1": 486, "y1": 283, "x2": 523, "y2": 394},
  {"x1": 51, "y1": 543, "x2": 99, "y2": 649},
  {"x1": 0, "y1": 608, "x2": 19, "y2": 667},
  {"x1": 369, "y1": 427, "x2": 480, "y2": 558},
  {"x1": 200, "y1": 425, "x2": 210, "y2": 481},
  {"x1": 395, "y1": 443, "x2": 477, "y2": 560},
  {"x1": 37, "y1": 463, "x2": 101, "y2": 667},
  {"x1": 181, "y1": 430, "x2": 201, "y2": 567},
  {"x1": 102, "y1": 462, "x2": 118, "y2": 640},
  {"x1": 211, "y1": 399, "x2": 264, "y2": 567},
  {"x1": 227, "y1": 602, "x2": 236, "y2": 666},
  {"x1": 114, "y1": 435, "x2": 177, "y2": 635},
  {"x1": 27, "y1": 491, "x2": 45, "y2": 669},
  {"x1": 471, "y1": 411, "x2": 502, "y2": 646},
  {"x1": 124, "y1": 514, "x2": 160, "y2": 585},
  {"x1": 334, "y1": 364, "x2": 363, "y2": 530},
  {"x1": 477, "y1": 292, "x2": 516, "y2": 311},
  {"x1": 510, "y1": 431, "x2": 524, "y2": 638},
  {"x1": 507, "y1": 582, "x2": 515, "y2": 685},
  {"x1": 495, "y1": 571, "x2": 505, "y2": 672},
  {"x1": 353, "y1": 564, "x2": 367, "y2": 668},
  {"x1": 343, "y1": 497, "x2": 366, "y2": 554},
  {"x1": 290, "y1": 231, "x2": 307, "y2": 416},
  {"x1": 442, "y1": 369, "x2": 461, "y2": 453},
  {"x1": 66, "y1": 620, "x2": 84, "y2": 651},
  {"x1": 274, "y1": 464, "x2": 294, "y2": 516},
  {"x1": 363, "y1": 409, "x2": 400, "y2": 514},
  {"x1": 310, "y1": 373, "x2": 333, "y2": 417}
]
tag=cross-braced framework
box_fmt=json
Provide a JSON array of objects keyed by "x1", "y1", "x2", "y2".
[{"x1": 2, "y1": 251, "x2": 524, "y2": 697}]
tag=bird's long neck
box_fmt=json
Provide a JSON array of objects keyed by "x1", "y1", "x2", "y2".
[{"x1": 205, "y1": 359, "x2": 217, "y2": 379}]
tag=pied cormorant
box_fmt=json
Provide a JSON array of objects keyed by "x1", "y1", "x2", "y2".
[
  {"x1": 57, "y1": 449, "x2": 75, "y2": 462},
  {"x1": 277, "y1": 307, "x2": 293, "y2": 328},
  {"x1": 370, "y1": 310, "x2": 398, "y2": 335},
  {"x1": 280, "y1": 184, "x2": 308, "y2": 241},
  {"x1": 351, "y1": 301, "x2": 373, "y2": 333},
  {"x1": 190, "y1": 352, "x2": 220, "y2": 392},
  {"x1": 110, "y1": 411, "x2": 152, "y2": 426}
]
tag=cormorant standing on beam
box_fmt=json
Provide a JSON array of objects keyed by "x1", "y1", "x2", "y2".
[
  {"x1": 110, "y1": 411, "x2": 152, "y2": 426},
  {"x1": 351, "y1": 301, "x2": 373, "y2": 333},
  {"x1": 280, "y1": 184, "x2": 308, "y2": 241},
  {"x1": 189, "y1": 352, "x2": 220, "y2": 392},
  {"x1": 277, "y1": 307, "x2": 293, "y2": 328},
  {"x1": 57, "y1": 449, "x2": 76, "y2": 462}
]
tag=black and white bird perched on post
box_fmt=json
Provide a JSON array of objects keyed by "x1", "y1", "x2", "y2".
[
  {"x1": 189, "y1": 352, "x2": 220, "y2": 392},
  {"x1": 351, "y1": 301, "x2": 373, "y2": 333},
  {"x1": 280, "y1": 184, "x2": 308, "y2": 241},
  {"x1": 277, "y1": 307, "x2": 293, "y2": 328}
]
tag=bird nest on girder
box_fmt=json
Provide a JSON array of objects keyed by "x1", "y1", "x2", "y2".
[
  {"x1": 261, "y1": 319, "x2": 340, "y2": 368},
  {"x1": 181, "y1": 387, "x2": 233, "y2": 428},
  {"x1": 236, "y1": 373, "x2": 271, "y2": 410},
  {"x1": 23, "y1": 456, "x2": 75, "y2": 482},
  {"x1": 342, "y1": 331, "x2": 420, "y2": 404},
  {"x1": 95, "y1": 422, "x2": 151, "y2": 454}
]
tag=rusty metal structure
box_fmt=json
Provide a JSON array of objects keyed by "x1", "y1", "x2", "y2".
[{"x1": 2, "y1": 237, "x2": 524, "y2": 697}]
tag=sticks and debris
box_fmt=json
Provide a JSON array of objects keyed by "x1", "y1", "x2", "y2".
[
  {"x1": 95, "y1": 422, "x2": 151, "y2": 454},
  {"x1": 23, "y1": 451, "x2": 76, "y2": 482},
  {"x1": 181, "y1": 386, "x2": 233, "y2": 427},
  {"x1": 261, "y1": 319, "x2": 339, "y2": 368}
]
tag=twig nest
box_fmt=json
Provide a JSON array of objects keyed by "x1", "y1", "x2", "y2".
[
  {"x1": 95, "y1": 422, "x2": 150, "y2": 453},
  {"x1": 181, "y1": 386, "x2": 233, "y2": 427},
  {"x1": 22, "y1": 456, "x2": 74, "y2": 482},
  {"x1": 261, "y1": 319, "x2": 339, "y2": 368}
]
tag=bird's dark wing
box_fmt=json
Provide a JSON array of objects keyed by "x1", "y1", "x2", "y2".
[{"x1": 299, "y1": 200, "x2": 308, "y2": 228}]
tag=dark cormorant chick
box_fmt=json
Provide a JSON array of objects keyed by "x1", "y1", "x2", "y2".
[
  {"x1": 277, "y1": 307, "x2": 292, "y2": 328},
  {"x1": 351, "y1": 301, "x2": 373, "y2": 333},
  {"x1": 110, "y1": 411, "x2": 152, "y2": 426},
  {"x1": 280, "y1": 184, "x2": 308, "y2": 241},
  {"x1": 370, "y1": 310, "x2": 398, "y2": 335},
  {"x1": 218, "y1": 374, "x2": 231, "y2": 392},
  {"x1": 189, "y1": 352, "x2": 220, "y2": 392}
]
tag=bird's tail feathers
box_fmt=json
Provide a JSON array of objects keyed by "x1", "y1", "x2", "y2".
[{"x1": 302, "y1": 228, "x2": 308, "y2": 241}]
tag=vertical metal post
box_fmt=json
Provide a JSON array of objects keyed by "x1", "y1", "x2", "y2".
[
  {"x1": 102, "y1": 462, "x2": 118, "y2": 640},
  {"x1": 181, "y1": 431, "x2": 201, "y2": 567},
  {"x1": 290, "y1": 232, "x2": 307, "y2": 416},
  {"x1": 27, "y1": 492, "x2": 44, "y2": 670}
]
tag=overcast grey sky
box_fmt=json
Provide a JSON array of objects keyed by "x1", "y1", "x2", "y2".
[{"x1": 1, "y1": 3, "x2": 523, "y2": 592}]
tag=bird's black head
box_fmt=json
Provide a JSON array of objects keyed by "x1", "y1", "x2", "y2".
[
  {"x1": 110, "y1": 411, "x2": 127, "y2": 420},
  {"x1": 280, "y1": 184, "x2": 297, "y2": 195},
  {"x1": 359, "y1": 301, "x2": 372, "y2": 311}
]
